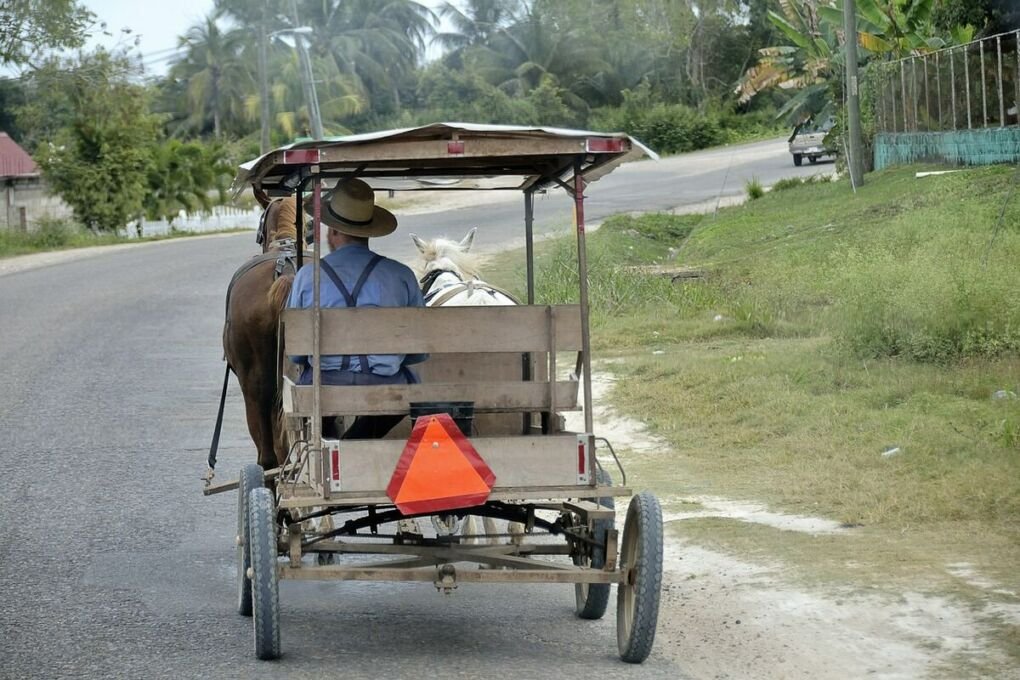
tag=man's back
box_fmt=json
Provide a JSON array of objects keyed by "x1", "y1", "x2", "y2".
[{"x1": 288, "y1": 243, "x2": 425, "y2": 376}]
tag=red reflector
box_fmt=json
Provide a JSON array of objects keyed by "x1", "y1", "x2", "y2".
[
  {"x1": 585, "y1": 138, "x2": 626, "y2": 153},
  {"x1": 331, "y1": 449, "x2": 340, "y2": 481},
  {"x1": 282, "y1": 149, "x2": 321, "y2": 164},
  {"x1": 447, "y1": 141, "x2": 465, "y2": 155},
  {"x1": 577, "y1": 442, "x2": 586, "y2": 475}
]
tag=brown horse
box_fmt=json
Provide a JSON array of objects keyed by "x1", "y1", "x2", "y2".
[{"x1": 222, "y1": 196, "x2": 300, "y2": 471}]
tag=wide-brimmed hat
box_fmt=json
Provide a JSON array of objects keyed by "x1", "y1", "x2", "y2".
[{"x1": 303, "y1": 178, "x2": 397, "y2": 238}]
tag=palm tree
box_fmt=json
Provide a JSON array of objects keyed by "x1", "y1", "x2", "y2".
[
  {"x1": 432, "y1": 0, "x2": 522, "y2": 61},
  {"x1": 169, "y1": 14, "x2": 251, "y2": 138},
  {"x1": 297, "y1": 0, "x2": 435, "y2": 116}
]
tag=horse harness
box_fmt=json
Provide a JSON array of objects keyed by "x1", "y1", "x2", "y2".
[
  {"x1": 223, "y1": 239, "x2": 298, "y2": 324},
  {"x1": 419, "y1": 268, "x2": 521, "y2": 307}
]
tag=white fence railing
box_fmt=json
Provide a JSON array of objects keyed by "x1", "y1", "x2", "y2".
[
  {"x1": 128, "y1": 205, "x2": 261, "y2": 238},
  {"x1": 871, "y1": 31, "x2": 1020, "y2": 133}
]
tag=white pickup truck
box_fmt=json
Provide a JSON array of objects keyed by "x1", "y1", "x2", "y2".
[{"x1": 789, "y1": 119, "x2": 835, "y2": 166}]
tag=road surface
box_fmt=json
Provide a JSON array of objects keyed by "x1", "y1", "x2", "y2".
[{"x1": 0, "y1": 139, "x2": 827, "y2": 679}]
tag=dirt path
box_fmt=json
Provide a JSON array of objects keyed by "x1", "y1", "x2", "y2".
[{"x1": 565, "y1": 373, "x2": 1012, "y2": 679}]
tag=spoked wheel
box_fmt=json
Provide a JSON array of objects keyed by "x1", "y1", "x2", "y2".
[
  {"x1": 249, "y1": 487, "x2": 281, "y2": 660},
  {"x1": 616, "y1": 491, "x2": 663, "y2": 664},
  {"x1": 574, "y1": 468, "x2": 615, "y2": 620},
  {"x1": 237, "y1": 464, "x2": 265, "y2": 616}
]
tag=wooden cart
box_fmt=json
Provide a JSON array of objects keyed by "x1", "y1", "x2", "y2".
[{"x1": 210, "y1": 123, "x2": 663, "y2": 664}]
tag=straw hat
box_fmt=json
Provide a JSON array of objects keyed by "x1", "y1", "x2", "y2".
[{"x1": 303, "y1": 178, "x2": 397, "y2": 238}]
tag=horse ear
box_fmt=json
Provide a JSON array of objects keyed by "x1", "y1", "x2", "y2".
[
  {"x1": 410, "y1": 233, "x2": 427, "y2": 253},
  {"x1": 459, "y1": 227, "x2": 477, "y2": 251}
]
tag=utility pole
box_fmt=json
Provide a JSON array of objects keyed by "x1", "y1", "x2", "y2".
[
  {"x1": 844, "y1": 0, "x2": 865, "y2": 187},
  {"x1": 257, "y1": 17, "x2": 271, "y2": 154},
  {"x1": 290, "y1": 0, "x2": 323, "y2": 139}
]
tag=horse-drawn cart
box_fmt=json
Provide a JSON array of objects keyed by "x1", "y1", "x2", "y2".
[{"x1": 207, "y1": 123, "x2": 663, "y2": 663}]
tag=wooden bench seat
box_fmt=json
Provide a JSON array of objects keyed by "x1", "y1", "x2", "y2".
[{"x1": 281, "y1": 304, "x2": 582, "y2": 419}]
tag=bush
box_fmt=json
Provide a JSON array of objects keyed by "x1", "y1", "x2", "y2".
[
  {"x1": 745, "y1": 177, "x2": 765, "y2": 200},
  {"x1": 589, "y1": 83, "x2": 723, "y2": 154},
  {"x1": 30, "y1": 217, "x2": 74, "y2": 248},
  {"x1": 771, "y1": 177, "x2": 806, "y2": 192}
]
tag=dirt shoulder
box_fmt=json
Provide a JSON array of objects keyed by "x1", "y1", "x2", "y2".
[{"x1": 568, "y1": 372, "x2": 1019, "y2": 679}]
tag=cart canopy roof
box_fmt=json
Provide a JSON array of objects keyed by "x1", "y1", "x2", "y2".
[{"x1": 232, "y1": 122, "x2": 657, "y2": 199}]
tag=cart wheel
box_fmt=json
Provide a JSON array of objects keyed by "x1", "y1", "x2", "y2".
[
  {"x1": 574, "y1": 468, "x2": 614, "y2": 620},
  {"x1": 237, "y1": 464, "x2": 264, "y2": 616},
  {"x1": 249, "y1": 487, "x2": 281, "y2": 660},
  {"x1": 616, "y1": 491, "x2": 663, "y2": 664}
]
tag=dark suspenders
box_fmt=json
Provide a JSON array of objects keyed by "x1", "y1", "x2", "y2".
[{"x1": 320, "y1": 254, "x2": 384, "y2": 373}]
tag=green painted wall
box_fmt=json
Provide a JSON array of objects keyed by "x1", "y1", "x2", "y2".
[{"x1": 874, "y1": 128, "x2": 1020, "y2": 170}]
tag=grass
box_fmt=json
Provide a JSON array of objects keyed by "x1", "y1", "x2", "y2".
[
  {"x1": 482, "y1": 164, "x2": 1020, "y2": 668},
  {"x1": 0, "y1": 218, "x2": 250, "y2": 258},
  {"x1": 744, "y1": 176, "x2": 765, "y2": 200}
]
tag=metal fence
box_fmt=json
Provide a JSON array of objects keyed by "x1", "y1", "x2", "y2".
[{"x1": 871, "y1": 31, "x2": 1020, "y2": 133}]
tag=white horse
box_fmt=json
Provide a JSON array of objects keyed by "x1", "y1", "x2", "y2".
[
  {"x1": 410, "y1": 228, "x2": 524, "y2": 548},
  {"x1": 411, "y1": 228, "x2": 518, "y2": 307}
]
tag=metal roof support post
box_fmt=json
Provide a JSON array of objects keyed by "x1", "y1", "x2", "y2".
[
  {"x1": 523, "y1": 188, "x2": 536, "y2": 435},
  {"x1": 311, "y1": 172, "x2": 328, "y2": 499},
  {"x1": 1016, "y1": 32, "x2": 1020, "y2": 127},
  {"x1": 572, "y1": 160, "x2": 595, "y2": 474},
  {"x1": 295, "y1": 184, "x2": 303, "y2": 271},
  {"x1": 525, "y1": 189, "x2": 535, "y2": 306}
]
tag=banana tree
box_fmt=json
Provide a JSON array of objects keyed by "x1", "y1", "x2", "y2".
[{"x1": 737, "y1": 0, "x2": 838, "y2": 124}]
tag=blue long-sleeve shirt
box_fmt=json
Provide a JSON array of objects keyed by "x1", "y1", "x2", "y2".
[{"x1": 286, "y1": 244, "x2": 427, "y2": 375}]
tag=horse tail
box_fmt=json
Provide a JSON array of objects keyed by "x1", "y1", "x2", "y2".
[{"x1": 267, "y1": 274, "x2": 294, "y2": 316}]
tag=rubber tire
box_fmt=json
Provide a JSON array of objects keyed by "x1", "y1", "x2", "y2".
[
  {"x1": 249, "y1": 487, "x2": 281, "y2": 660},
  {"x1": 793, "y1": 153, "x2": 803, "y2": 166},
  {"x1": 616, "y1": 491, "x2": 663, "y2": 664},
  {"x1": 237, "y1": 464, "x2": 265, "y2": 616},
  {"x1": 574, "y1": 468, "x2": 615, "y2": 620},
  {"x1": 809, "y1": 156, "x2": 818, "y2": 164}
]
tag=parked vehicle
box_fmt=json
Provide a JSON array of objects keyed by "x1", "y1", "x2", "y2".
[{"x1": 789, "y1": 118, "x2": 835, "y2": 166}]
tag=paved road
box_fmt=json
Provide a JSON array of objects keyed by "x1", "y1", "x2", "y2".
[
  {"x1": 0, "y1": 139, "x2": 825, "y2": 679},
  {"x1": 386, "y1": 137, "x2": 829, "y2": 260}
]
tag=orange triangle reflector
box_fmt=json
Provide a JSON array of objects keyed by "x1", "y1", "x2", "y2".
[{"x1": 386, "y1": 413, "x2": 495, "y2": 515}]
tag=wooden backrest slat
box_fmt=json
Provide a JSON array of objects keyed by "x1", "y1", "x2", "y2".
[
  {"x1": 282, "y1": 304, "x2": 581, "y2": 355},
  {"x1": 283, "y1": 378, "x2": 579, "y2": 417}
]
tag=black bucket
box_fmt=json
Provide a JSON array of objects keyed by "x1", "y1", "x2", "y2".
[{"x1": 409, "y1": 401, "x2": 475, "y2": 437}]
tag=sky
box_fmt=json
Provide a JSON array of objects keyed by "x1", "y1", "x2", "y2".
[{"x1": 82, "y1": 0, "x2": 454, "y2": 75}]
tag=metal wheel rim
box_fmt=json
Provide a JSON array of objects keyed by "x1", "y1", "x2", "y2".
[{"x1": 617, "y1": 504, "x2": 640, "y2": 645}]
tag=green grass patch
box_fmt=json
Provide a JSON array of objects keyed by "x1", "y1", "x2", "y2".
[
  {"x1": 481, "y1": 164, "x2": 1020, "y2": 620},
  {"x1": 0, "y1": 218, "x2": 250, "y2": 258}
]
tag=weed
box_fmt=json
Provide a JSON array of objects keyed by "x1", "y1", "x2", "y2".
[
  {"x1": 745, "y1": 176, "x2": 765, "y2": 200},
  {"x1": 771, "y1": 176, "x2": 805, "y2": 192}
]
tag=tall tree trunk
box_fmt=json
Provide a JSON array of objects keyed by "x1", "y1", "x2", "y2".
[{"x1": 212, "y1": 70, "x2": 221, "y2": 138}]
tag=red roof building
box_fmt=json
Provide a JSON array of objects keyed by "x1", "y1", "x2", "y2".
[
  {"x1": 2, "y1": 132, "x2": 69, "y2": 231},
  {"x1": 0, "y1": 132, "x2": 39, "y2": 178}
]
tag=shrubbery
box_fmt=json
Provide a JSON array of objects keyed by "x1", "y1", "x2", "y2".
[{"x1": 588, "y1": 83, "x2": 784, "y2": 154}]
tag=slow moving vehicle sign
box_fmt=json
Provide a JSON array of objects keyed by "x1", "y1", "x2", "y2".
[{"x1": 386, "y1": 413, "x2": 495, "y2": 514}]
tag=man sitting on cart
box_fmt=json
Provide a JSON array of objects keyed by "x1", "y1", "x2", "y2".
[{"x1": 287, "y1": 178, "x2": 427, "y2": 439}]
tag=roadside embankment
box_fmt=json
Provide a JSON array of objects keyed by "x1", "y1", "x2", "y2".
[{"x1": 489, "y1": 164, "x2": 1020, "y2": 678}]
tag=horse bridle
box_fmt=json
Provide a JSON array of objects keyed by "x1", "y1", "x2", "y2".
[{"x1": 419, "y1": 268, "x2": 457, "y2": 298}]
